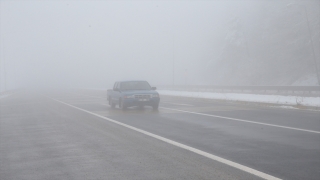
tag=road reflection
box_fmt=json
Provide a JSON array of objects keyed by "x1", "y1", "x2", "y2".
[{"x1": 105, "y1": 106, "x2": 160, "y2": 116}]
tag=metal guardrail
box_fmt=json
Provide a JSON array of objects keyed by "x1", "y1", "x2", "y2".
[{"x1": 157, "y1": 85, "x2": 320, "y2": 96}]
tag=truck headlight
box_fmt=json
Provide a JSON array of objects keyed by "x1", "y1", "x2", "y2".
[{"x1": 152, "y1": 94, "x2": 159, "y2": 98}]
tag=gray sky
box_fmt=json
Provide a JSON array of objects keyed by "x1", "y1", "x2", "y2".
[
  {"x1": 1, "y1": 0, "x2": 319, "y2": 90},
  {"x1": 0, "y1": 0, "x2": 249, "y2": 90}
]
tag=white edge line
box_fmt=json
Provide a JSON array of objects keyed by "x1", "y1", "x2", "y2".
[
  {"x1": 268, "y1": 105, "x2": 320, "y2": 112},
  {"x1": 47, "y1": 96, "x2": 281, "y2": 180},
  {"x1": 160, "y1": 107, "x2": 320, "y2": 134}
]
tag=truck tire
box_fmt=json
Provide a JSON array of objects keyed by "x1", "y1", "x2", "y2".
[{"x1": 119, "y1": 98, "x2": 127, "y2": 110}]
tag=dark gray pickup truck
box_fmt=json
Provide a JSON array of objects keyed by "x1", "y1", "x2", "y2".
[{"x1": 107, "y1": 81, "x2": 160, "y2": 110}]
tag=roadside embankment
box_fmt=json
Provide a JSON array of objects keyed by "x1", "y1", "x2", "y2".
[{"x1": 157, "y1": 90, "x2": 320, "y2": 108}]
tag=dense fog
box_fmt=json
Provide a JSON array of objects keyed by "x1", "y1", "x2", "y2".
[{"x1": 1, "y1": 0, "x2": 319, "y2": 91}]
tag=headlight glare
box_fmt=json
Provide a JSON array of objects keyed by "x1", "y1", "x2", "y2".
[{"x1": 152, "y1": 94, "x2": 159, "y2": 98}]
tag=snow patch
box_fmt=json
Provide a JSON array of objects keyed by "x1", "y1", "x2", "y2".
[
  {"x1": 270, "y1": 105, "x2": 298, "y2": 110},
  {"x1": 158, "y1": 90, "x2": 320, "y2": 107}
]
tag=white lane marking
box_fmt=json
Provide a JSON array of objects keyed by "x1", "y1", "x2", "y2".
[
  {"x1": 268, "y1": 105, "x2": 320, "y2": 112},
  {"x1": 161, "y1": 107, "x2": 320, "y2": 134},
  {"x1": 47, "y1": 96, "x2": 281, "y2": 180},
  {"x1": 161, "y1": 101, "x2": 194, "y2": 106}
]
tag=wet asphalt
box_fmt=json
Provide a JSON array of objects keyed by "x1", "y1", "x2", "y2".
[{"x1": 1, "y1": 90, "x2": 319, "y2": 180}]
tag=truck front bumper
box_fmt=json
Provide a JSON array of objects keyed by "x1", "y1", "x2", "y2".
[{"x1": 123, "y1": 97, "x2": 160, "y2": 107}]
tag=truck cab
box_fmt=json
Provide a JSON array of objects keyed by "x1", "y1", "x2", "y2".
[{"x1": 107, "y1": 81, "x2": 160, "y2": 110}]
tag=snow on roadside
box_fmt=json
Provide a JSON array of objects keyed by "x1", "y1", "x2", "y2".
[
  {"x1": 157, "y1": 90, "x2": 320, "y2": 107},
  {"x1": 271, "y1": 105, "x2": 298, "y2": 109}
]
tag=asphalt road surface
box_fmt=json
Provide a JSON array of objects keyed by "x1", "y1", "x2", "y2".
[{"x1": 1, "y1": 90, "x2": 319, "y2": 180}]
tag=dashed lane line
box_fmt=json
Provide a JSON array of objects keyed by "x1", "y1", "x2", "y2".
[
  {"x1": 47, "y1": 96, "x2": 281, "y2": 180},
  {"x1": 67, "y1": 93, "x2": 319, "y2": 134},
  {"x1": 160, "y1": 107, "x2": 320, "y2": 134}
]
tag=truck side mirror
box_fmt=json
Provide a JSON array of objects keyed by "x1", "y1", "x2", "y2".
[{"x1": 152, "y1": 87, "x2": 157, "y2": 90}]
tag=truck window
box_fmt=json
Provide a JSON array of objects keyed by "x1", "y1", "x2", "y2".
[{"x1": 120, "y1": 81, "x2": 151, "y2": 91}]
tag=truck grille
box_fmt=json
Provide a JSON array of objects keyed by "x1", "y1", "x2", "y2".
[{"x1": 134, "y1": 94, "x2": 150, "y2": 99}]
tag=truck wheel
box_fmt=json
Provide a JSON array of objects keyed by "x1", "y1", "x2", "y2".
[
  {"x1": 119, "y1": 99, "x2": 127, "y2": 110},
  {"x1": 152, "y1": 103, "x2": 159, "y2": 110}
]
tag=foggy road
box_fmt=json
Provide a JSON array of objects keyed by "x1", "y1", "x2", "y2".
[{"x1": 1, "y1": 90, "x2": 320, "y2": 180}]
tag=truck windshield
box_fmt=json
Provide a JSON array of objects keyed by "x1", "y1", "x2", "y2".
[{"x1": 120, "y1": 81, "x2": 151, "y2": 91}]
